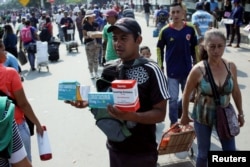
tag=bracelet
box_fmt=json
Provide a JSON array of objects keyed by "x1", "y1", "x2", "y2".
[{"x1": 238, "y1": 114, "x2": 244, "y2": 118}]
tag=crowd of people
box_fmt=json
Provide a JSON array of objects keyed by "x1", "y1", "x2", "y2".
[{"x1": 0, "y1": 0, "x2": 246, "y2": 167}]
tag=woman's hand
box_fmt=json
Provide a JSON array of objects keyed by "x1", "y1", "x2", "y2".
[
  {"x1": 107, "y1": 104, "x2": 128, "y2": 120},
  {"x1": 180, "y1": 114, "x2": 193, "y2": 125},
  {"x1": 238, "y1": 116, "x2": 245, "y2": 127},
  {"x1": 64, "y1": 100, "x2": 88, "y2": 108},
  {"x1": 36, "y1": 124, "x2": 44, "y2": 136}
]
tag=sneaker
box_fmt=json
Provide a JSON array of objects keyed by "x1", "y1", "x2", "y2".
[
  {"x1": 95, "y1": 73, "x2": 99, "y2": 78},
  {"x1": 227, "y1": 43, "x2": 232, "y2": 47},
  {"x1": 31, "y1": 68, "x2": 36, "y2": 71},
  {"x1": 233, "y1": 45, "x2": 240, "y2": 48},
  {"x1": 90, "y1": 73, "x2": 95, "y2": 79}
]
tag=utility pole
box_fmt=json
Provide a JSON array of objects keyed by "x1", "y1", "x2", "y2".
[{"x1": 41, "y1": 0, "x2": 44, "y2": 9}]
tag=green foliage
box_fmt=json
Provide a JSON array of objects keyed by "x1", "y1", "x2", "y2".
[
  {"x1": 66, "y1": 0, "x2": 87, "y2": 4},
  {"x1": 0, "y1": 0, "x2": 22, "y2": 9}
]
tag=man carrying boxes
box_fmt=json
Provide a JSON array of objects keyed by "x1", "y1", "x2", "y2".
[{"x1": 65, "y1": 18, "x2": 170, "y2": 167}]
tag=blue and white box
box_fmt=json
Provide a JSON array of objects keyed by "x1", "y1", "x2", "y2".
[
  {"x1": 58, "y1": 81, "x2": 80, "y2": 100},
  {"x1": 88, "y1": 92, "x2": 114, "y2": 108}
]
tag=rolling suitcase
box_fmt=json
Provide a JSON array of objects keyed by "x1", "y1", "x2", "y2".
[{"x1": 48, "y1": 41, "x2": 60, "y2": 61}]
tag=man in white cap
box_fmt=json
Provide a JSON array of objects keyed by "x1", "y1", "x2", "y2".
[
  {"x1": 38, "y1": 11, "x2": 47, "y2": 31},
  {"x1": 55, "y1": 9, "x2": 64, "y2": 41}
]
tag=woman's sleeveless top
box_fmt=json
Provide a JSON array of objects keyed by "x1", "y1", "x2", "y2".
[{"x1": 192, "y1": 61, "x2": 233, "y2": 127}]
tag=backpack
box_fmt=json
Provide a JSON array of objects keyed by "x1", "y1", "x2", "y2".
[
  {"x1": 39, "y1": 27, "x2": 52, "y2": 42},
  {"x1": 0, "y1": 91, "x2": 35, "y2": 136},
  {"x1": 157, "y1": 10, "x2": 168, "y2": 23},
  {"x1": 0, "y1": 96, "x2": 15, "y2": 159},
  {"x1": 90, "y1": 57, "x2": 152, "y2": 142},
  {"x1": 20, "y1": 26, "x2": 33, "y2": 43}
]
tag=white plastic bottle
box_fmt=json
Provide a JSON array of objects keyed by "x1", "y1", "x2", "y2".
[{"x1": 37, "y1": 125, "x2": 52, "y2": 160}]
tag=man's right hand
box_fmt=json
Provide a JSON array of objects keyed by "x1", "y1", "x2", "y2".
[{"x1": 64, "y1": 100, "x2": 88, "y2": 109}]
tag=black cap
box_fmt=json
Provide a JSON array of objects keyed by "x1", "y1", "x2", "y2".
[
  {"x1": 196, "y1": 2, "x2": 204, "y2": 10},
  {"x1": 107, "y1": 17, "x2": 141, "y2": 36}
]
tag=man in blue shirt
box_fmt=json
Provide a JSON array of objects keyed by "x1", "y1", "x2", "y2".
[
  {"x1": 93, "y1": 8, "x2": 105, "y2": 66},
  {"x1": 156, "y1": 5, "x2": 169, "y2": 31},
  {"x1": 209, "y1": 0, "x2": 219, "y2": 12},
  {"x1": 227, "y1": 0, "x2": 244, "y2": 48},
  {"x1": 157, "y1": 3, "x2": 198, "y2": 126},
  {"x1": 4, "y1": 52, "x2": 24, "y2": 81},
  {"x1": 191, "y1": 2, "x2": 213, "y2": 43}
]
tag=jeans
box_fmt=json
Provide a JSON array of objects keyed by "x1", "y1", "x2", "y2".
[
  {"x1": 229, "y1": 25, "x2": 241, "y2": 45},
  {"x1": 77, "y1": 28, "x2": 83, "y2": 43},
  {"x1": 168, "y1": 77, "x2": 187, "y2": 125},
  {"x1": 27, "y1": 52, "x2": 35, "y2": 69},
  {"x1": 224, "y1": 24, "x2": 231, "y2": 39},
  {"x1": 57, "y1": 23, "x2": 64, "y2": 41},
  {"x1": 24, "y1": 44, "x2": 36, "y2": 69},
  {"x1": 194, "y1": 121, "x2": 236, "y2": 167},
  {"x1": 17, "y1": 121, "x2": 31, "y2": 162},
  {"x1": 145, "y1": 13, "x2": 150, "y2": 26}
]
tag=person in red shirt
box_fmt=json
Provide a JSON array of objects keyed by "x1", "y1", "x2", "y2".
[
  {"x1": 44, "y1": 17, "x2": 53, "y2": 36},
  {"x1": 0, "y1": 39, "x2": 44, "y2": 163}
]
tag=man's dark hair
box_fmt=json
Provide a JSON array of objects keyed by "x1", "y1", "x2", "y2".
[
  {"x1": 46, "y1": 17, "x2": 51, "y2": 23},
  {"x1": 132, "y1": 33, "x2": 141, "y2": 42},
  {"x1": 204, "y1": 1, "x2": 211, "y2": 13},
  {"x1": 25, "y1": 20, "x2": 31, "y2": 26},
  {"x1": 4, "y1": 24, "x2": 14, "y2": 34},
  {"x1": 140, "y1": 46, "x2": 150, "y2": 53}
]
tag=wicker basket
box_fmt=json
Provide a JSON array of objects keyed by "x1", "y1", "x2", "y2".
[{"x1": 158, "y1": 123, "x2": 196, "y2": 155}]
